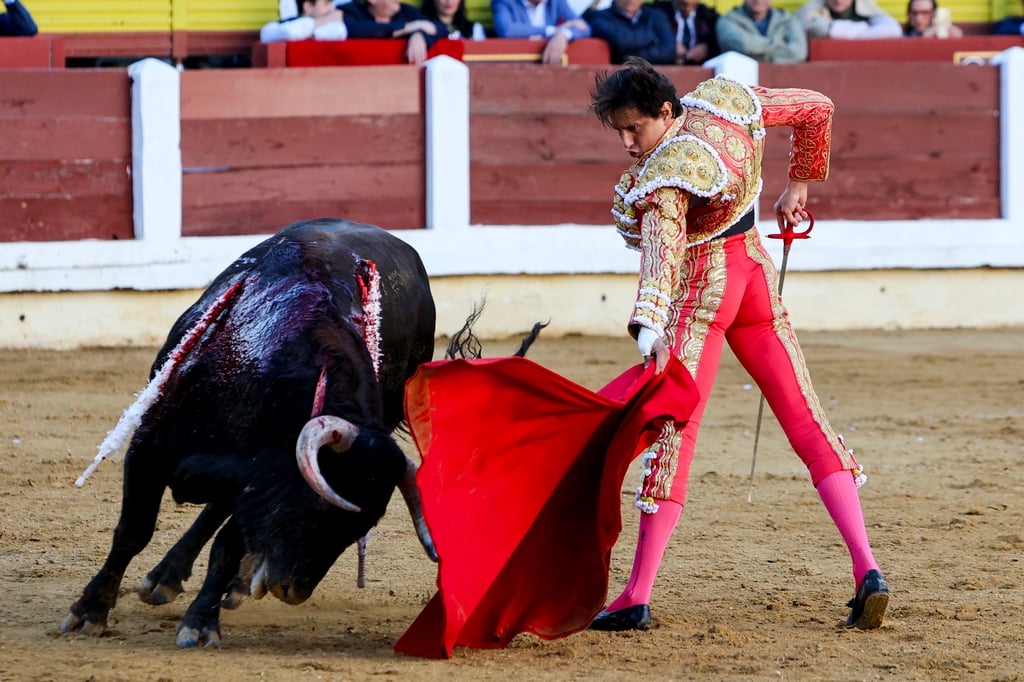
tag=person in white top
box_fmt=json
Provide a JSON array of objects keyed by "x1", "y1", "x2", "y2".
[
  {"x1": 796, "y1": 0, "x2": 902, "y2": 39},
  {"x1": 260, "y1": 0, "x2": 348, "y2": 43}
]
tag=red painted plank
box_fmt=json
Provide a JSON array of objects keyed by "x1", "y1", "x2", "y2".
[
  {"x1": 760, "y1": 111, "x2": 999, "y2": 160},
  {"x1": 760, "y1": 63, "x2": 999, "y2": 112},
  {"x1": 183, "y1": 199, "x2": 425, "y2": 236},
  {"x1": 182, "y1": 163, "x2": 424, "y2": 207},
  {"x1": 470, "y1": 199, "x2": 613, "y2": 226},
  {"x1": 471, "y1": 162, "x2": 625, "y2": 202},
  {"x1": 0, "y1": 119, "x2": 130, "y2": 162},
  {"x1": 468, "y1": 64, "x2": 713, "y2": 114},
  {"x1": 470, "y1": 112, "x2": 623, "y2": 163},
  {"x1": 181, "y1": 67, "x2": 423, "y2": 120},
  {"x1": 0, "y1": 196, "x2": 133, "y2": 242},
  {"x1": 180, "y1": 115, "x2": 423, "y2": 168},
  {"x1": 1, "y1": 160, "x2": 130, "y2": 196},
  {"x1": 0, "y1": 71, "x2": 130, "y2": 119},
  {"x1": 759, "y1": 156, "x2": 999, "y2": 220}
]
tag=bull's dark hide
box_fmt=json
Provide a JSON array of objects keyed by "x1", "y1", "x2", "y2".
[{"x1": 62, "y1": 218, "x2": 436, "y2": 648}]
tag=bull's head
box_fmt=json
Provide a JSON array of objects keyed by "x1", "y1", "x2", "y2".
[{"x1": 237, "y1": 416, "x2": 436, "y2": 605}]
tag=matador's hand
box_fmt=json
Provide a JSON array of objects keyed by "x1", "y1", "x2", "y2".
[{"x1": 774, "y1": 180, "x2": 809, "y2": 230}]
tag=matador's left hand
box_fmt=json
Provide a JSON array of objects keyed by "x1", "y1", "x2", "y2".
[{"x1": 774, "y1": 180, "x2": 809, "y2": 230}]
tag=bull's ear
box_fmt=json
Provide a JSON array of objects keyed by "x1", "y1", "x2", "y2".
[{"x1": 170, "y1": 453, "x2": 259, "y2": 504}]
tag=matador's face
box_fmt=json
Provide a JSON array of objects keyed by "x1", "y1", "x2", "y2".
[{"x1": 607, "y1": 102, "x2": 675, "y2": 159}]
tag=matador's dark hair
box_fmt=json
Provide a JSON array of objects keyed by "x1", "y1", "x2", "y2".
[{"x1": 589, "y1": 56, "x2": 682, "y2": 126}]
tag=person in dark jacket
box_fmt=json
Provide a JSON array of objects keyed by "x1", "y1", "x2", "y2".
[
  {"x1": 584, "y1": 0, "x2": 675, "y2": 65},
  {"x1": 650, "y1": 0, "x2": 718, "y2": 64},
  {"x1": 0, "y1": 0, "x2": 38, "y2": 37},
  {"x1": 339, "y1": 0, "x2": 446, "y2": 64}
]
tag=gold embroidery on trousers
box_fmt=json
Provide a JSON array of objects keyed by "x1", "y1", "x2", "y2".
[{"x1": 743, "y1": 232, "x2": 855, "y2": 470}]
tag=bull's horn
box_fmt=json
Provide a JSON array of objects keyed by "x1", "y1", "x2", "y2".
[
  {"x1": 296, "y1": 416, "x2": 362, "y2": 513},
  {"x1": 398, "y1": 455, "x2": 437, "y2": 561}
]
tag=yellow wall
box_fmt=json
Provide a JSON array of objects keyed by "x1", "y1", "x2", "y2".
[{"x1": 24, "y1": 0, "x2": 1017, "y2": 34}]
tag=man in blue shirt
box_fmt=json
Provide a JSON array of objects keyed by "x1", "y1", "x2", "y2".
[
  {"x1": 491, "y1": 0, "x2": 591, "y2": 64},
  {"x1": 1, "y1": 0, "x2": 38, "y2": 37},
  {"x1": 585, "y1": 0, "x2": 675, "y2": 64}
]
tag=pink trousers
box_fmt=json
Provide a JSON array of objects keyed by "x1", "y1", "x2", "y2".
[{"x1": 654, "y1": 229, "x2": 858, "y2": 507}]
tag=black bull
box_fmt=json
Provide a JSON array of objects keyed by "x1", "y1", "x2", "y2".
[{"x1": 62, "y1": 219, "x2": 437, "y2": 647}]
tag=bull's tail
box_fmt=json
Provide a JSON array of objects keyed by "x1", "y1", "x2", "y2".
[
  {"x1": 75, "y1": 279, "x2": 246, "y2": 488},
  {"x1": 445, "y1": 300, "x2": 547, "y2": 360}
]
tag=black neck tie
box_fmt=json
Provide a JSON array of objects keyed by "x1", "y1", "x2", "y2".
[{"x1": 682, "y1": 18, "x2": 692, "y2": 49}]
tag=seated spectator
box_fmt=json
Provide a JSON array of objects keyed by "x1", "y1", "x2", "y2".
[
  {"x1": 339, "y1": 0, "x2": 446, "y2": 64},
  {"x1": 649, "y1": 0, "x2": 719, "y2": 65},
  {"x1": 993, "y1": 0, "x2": 1024, "y2": 36},
  {"x1": 717, "y1": 0, "x2": 806, "y2": 63},
  {"x1": 491, "y1": 0, "x2": 591, "y2": 65},
  {"x1": 584, "y1": 0, "x2": 675, "y2": 64},
  {"x1": 422, "y1": 0, "x2": 487, "y2": 39},
  {"x1": 260, "y1": 0, "x2": 348, "y2": 43},
  {"x1": 904, "y1": 0, "x2": 961, "y2": 38},
  {"x1": 0, "y1": 0, "x2": 38, "y2": 37},
  {"x1": 796, "y1": 0, "x2": 902, "y2": 39}
]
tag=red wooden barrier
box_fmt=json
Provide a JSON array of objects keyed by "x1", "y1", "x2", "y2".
[
  {"x1": 0, "y1": 71, "x2": 132, "y2": 243},
  {"x1": 0, "y1": 36, "x2": 65, "y2": 68},
  {"x1": 467, "y1": 65, "x2": 712, "y2": 226},
  {"x1": 760, "y1": 62, "x2": 1000, "y2": 220},
  {"x1": 251, "y1": 37, "x2": 610, "y2": 68},
  {"x1": 179, "y1": 66, "x2": 428, "y2": 236},
  {"x1": 808, "y1": 36, "x2": 1024, "y2": 62}
]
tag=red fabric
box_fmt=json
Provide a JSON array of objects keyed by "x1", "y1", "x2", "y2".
[
  {"x1": 285, "y1": 37, "x2": 464, "y2": 67},
  {"x1": 393, "y1": 355, "x2": 699, "y2": 659}
]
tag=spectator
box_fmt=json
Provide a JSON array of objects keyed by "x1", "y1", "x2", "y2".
[
  {"x1": 0, "y1": 0, "x2": 38, "y2": 37},
  {"x1": 993, "y1": 0, "x2": 1023, "y2": 36},
  {"x1": 491, "y1": 0, "x2": 591, "y2": 65},
  {"x1": 904, "y1": 0, "x2": 961, "y2": 37},
  {"x1": 717, "y1": 0, "x2": 807, "y2": 63},
  {"x1": 796, "y1": 0, "x2": 902, "y2": 39},
  {"x1": 650, "y1": 0, "x2": 719, "y2": 65},
  {"x1": 422, "y1": 0, "x2": 487, "y2": 39},
  {"x1": 339, "y1": 0, "x2": 446, "y2": 64},
  {"x1": 584, "y1": 0, "x2": 675, "y2": 64},
  {"x1": 260, "y1": 0, "x2": 348, "y2": 43}
]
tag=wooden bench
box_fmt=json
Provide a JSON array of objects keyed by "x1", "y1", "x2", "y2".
[
  {"x1": 0, "y1": 35, "x2": 66, "y2": 68},
  {"x1": 251, "y1": 37, "x2": 611, "y2": 68},
  {"x1": 808, "y1": 35, "x2": 1024, "y2": 62}
]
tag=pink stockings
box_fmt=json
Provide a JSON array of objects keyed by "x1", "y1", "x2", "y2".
[
  {"x1": 606, "y1": 500, "x2": 682, "y2": 612},
  {"x1": 816, "y1": 470, "x2": 880, "y2": 588}
]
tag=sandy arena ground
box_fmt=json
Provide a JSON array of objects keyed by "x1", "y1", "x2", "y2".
[{"x1": 1, "y1": 328, "x2": 1022, "y2": 681}]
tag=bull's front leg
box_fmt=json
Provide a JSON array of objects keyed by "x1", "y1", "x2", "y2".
[
  {"x1": 62, "y1": 455, "x2": 166, "y2": 636},
  {"x1": 139, "y1": 502, "x2": 232, "y2": 606},
  {"x1": 176, "y1": 516, "x2": 245, "y2": 649}
]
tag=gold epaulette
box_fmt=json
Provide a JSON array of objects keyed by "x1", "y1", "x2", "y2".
[{"x1": 680, "y1": 76, "x2": 762, "y2": 126}]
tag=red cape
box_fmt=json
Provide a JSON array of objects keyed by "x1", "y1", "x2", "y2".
[{"x1": 394, "y1": 355, "x2": 699, "y2": 659}]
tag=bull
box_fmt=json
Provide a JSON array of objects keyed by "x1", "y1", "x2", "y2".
[{"x1": 61, "y1": 218, "x2": 437, "y2": 648}]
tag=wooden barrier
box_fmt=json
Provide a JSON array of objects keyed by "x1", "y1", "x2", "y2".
[
  {"x1": 808, "y1": 35, "x2": 1024, "y2": 62},
  {"x1": 179, "y1": 66, "x2": 428, "y2": 236},
  {"x1": 251, "y1": 37, "x2": 611, "y2": 68},
  {"x1": 0, "y1": 59, "x2": 1004, "y2": 244},
  {"x1": 0, "y1": 71, "x2": 132, "y2": 243},
  {"x1": 760, "y1": 62, "x2": 1000, "y2": 220},
  {"x1": 0, "y1": 36, "x2": 65, "y2": 68},
  {"x1": 252, "y1": 37, "x2": 464, "y2": 68},
  {"x1": 467, "y1": 65, "x2": 711, "y2": 225}
]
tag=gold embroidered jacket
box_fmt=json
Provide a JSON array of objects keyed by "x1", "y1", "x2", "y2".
[{"x1": 612, "y1": 76, "x2": 834, "y2": 338}]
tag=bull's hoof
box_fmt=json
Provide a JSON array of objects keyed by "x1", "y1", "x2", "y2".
[
  {"x1": 176, "y1": 622, "x2": 221, "y2": 649},
  {"x1": 138, "y1": 576, "x2": 184, "y2": 606},
  {"x1": 60, "y1": 610, "x2": 107, "y2": 637}
]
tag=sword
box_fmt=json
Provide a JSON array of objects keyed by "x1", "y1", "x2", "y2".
[{"x1": 746, "y1": 209, "x2": 814, "y2": 503}]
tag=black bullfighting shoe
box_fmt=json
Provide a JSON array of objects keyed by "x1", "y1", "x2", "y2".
[
  {"x1": 589, "y1": 604, "x2": 652, "y2": 631},
  {"x1": 844, "y1": 569, "x2": 889, "y2": 629}
]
